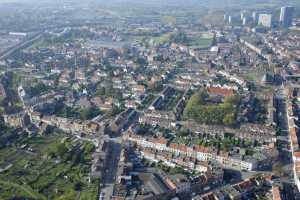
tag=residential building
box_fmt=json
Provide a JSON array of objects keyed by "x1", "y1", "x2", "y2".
[
  {"x1": 280, "y1": 6, "x2": 294, "y2": 28},
  {"x1": 125, "y1": 133, "x2": 266, "y2": 171},
  {"x1": 252, "y1": 11, "x2": 259, "y2": 24},
  {"x1": 164, "y1": 174, "x2": 191, "y2": 194},
  {"x1": 258, "y1": 14, "x2": 272, "y2": 27}
]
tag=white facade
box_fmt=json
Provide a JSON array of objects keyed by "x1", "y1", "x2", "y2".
[{"x1": 258, "y1": 14, "x2": 272, "y2": 27}]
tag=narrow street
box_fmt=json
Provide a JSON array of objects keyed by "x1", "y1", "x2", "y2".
[
  {"x1": 274, "y1": 92, "x2": 292, "y2": 165},
  {"x1": 99, "y1": 138, "x2": 122, "y2": 200}
]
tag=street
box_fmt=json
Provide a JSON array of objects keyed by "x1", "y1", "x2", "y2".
[{"x1": 99, "y1": 139, "x2": 122, "y2": 200}]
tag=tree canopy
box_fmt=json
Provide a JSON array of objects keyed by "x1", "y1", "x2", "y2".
[{"x1": 183, "y1": 89, "x2": 240, "y2": 126}]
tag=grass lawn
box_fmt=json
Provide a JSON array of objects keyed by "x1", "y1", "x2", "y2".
[
  {"x1": 239, "y1": 66, "x2": 267, "y2": 83},
  {"x1": 240, "y1": 70, "x2": 262, "y2": 82},
  {"x1": 187, "y1": 37, "x2": 213, "y2": 48},
  {"x1": 152, "y1": 32, "x2": 174, "y2": 44}
]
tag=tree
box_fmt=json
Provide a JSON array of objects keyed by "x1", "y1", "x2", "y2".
[
  {"x1": 56, "y1": 143, "x2": 68, "y2": 158},
  {"x1": 71, "y1": 152, "x2": 83, "y2": 165},
  {"x1": 83, "y1": 142, "x2": 95, "y2": 154},
  {"x1": 28, "y1": 82, "x2": 51, "y2": 97},
  {"x1": 172, "y1": 32, "x2": 189, "y2": 44},
  {"x1": 178, "y1": 128, "x2": 189, "y2": 137},
  {"x1": 223, "y1": 113, "x2": 235, "y2": 126},
  {"x1": 74, "y1": 181, "x2": 83, "y2": 191},
  {"x1": 135, "y1": 57, "x2": 147, "y2": 66},
  {"x1": 272, "y1": 162, "x2": 284, "y2": 177},
  {"x1": 183, "y1": 89, "x2": 239, "y2": 126},
  {"x1": 78, "y1": 107, "x2": 101, "y2": 120}
]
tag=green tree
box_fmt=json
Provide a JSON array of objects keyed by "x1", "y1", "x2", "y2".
[
  {"x1": 83, "y1": 142, "x2": 95, "y2": 154},
  {"x1": 56, "y1": 143, "x2": 68, "y2": 158},
  {"x1": 223, "y1": 113, "x2": 235, "y2": 126}
]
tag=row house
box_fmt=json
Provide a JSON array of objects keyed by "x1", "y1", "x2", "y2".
[
  {"x1": 139, "y1": 146, "x2": 209, "y2": 174},
  {"x1": 91, "y1": 96, "x2": 113, "y2": 111},
  {"x1": 29, "y1": 111, "x2": 100, "y2": 134},
  {"x1": 164, "y1": 174, "x2": 191, "y2": 194},
  {"x1": 194, "y1": 175, "x2": 271, "y2": 200},
  {"x1": 286, "y1": 96, "x2": 300, "y2": 192},
  {"x1": 3, "y1": 112, "x2": 27, "y2": 128},
  {"x1": 139, "y1": 110, "x2": 176, "y2": 128},
  {"x1": 110, "y1": 109, "x2": 138, "y2": 133},
  {"x1": 182, "y1": 121, "x2": 276, "y2": 144},
  {"x1": 125, "y1": 133, "x2": 259, "y2": 171}
]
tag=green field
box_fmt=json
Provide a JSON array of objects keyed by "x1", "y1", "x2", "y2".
[
  {"x1": 187, "y1": 37, "x2": 213, "y2": 48},
  {"x1": 0, "y1": 134, "x2": 98, "y2": 200},
  {"x1": 151, "y1": 32, "x2": 174, "y2": 44}
]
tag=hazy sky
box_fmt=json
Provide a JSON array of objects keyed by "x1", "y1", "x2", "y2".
[{"x1": 0, "y1": 0, "x2": 299, "y2": 9}]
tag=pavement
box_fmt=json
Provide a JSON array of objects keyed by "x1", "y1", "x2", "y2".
[
  {"x1": 99, "y1": 138, "x2": 122, "y2": 200},
  {"x1": 274, "y1": 92, "x2": 294, "y2": 184}
]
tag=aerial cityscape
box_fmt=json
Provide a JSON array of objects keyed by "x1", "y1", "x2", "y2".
[{"x1": 1, "y1": 0, "x2": 300, "y2": 199}]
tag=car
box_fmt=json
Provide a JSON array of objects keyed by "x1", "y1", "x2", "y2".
[{"x1": 99, "y1": 192, "x2": 104, "y2": 199}]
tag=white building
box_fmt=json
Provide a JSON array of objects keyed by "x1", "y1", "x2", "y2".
[{"x1": 258, "y1": 14, "x2": 272, "y2": 27}]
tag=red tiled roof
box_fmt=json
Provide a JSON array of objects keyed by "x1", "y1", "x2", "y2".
[
  {"x1": 290, "y1": 127, "x2": 299, "y2": 149},
  {"x1": 178, "y1": 144, "x2": 188, "y2": 152},
  {"x1": 193, "y1": 145, "x2": 210, "y2": 153},
  {"x1": 155, "y1": 137, "x2": 168, "y2": 145},
  {"x1": 169, "y1": 143, "x2": 178, "y2": 149},
  {"x1": 168, "y1": 143, "x2": 188, "y2": 152},
  {"x1": 272, "y1": 186, "x2": 282, "y2": 200},
  {"x1": 295, "y1": 161, "x2": 300, "y2": 173},
  {"x1": 207, "y1": 87, "x2": 234, "y2": 97},
  {"x1": 294, "y1": 151, "x2": 300, "y2": 158},
  {"x1": 236, "y1": 180, "x2": 253, "y2": 190}
]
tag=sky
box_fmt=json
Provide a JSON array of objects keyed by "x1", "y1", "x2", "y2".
[{"x1": 0, "y1": 0, "x2": 299, "y2": 9}]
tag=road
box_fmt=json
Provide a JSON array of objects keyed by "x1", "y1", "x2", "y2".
[
  {"x1": 275, "y1": 91, "x2": 293, "y2": 165},
  {"x1": 99, "y1": 138, "x2": 122, "y2": 200},
  {"x1": 273, "y1": 88, "x2": 296, "y2": 196},
  {"x1": 0, "y1": 32, "x2": 43, "y2": 60}
]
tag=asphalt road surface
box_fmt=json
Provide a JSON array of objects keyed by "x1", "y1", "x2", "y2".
[{"x1": 99, "y1": 140, "x2": 122, "y2": 200}]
